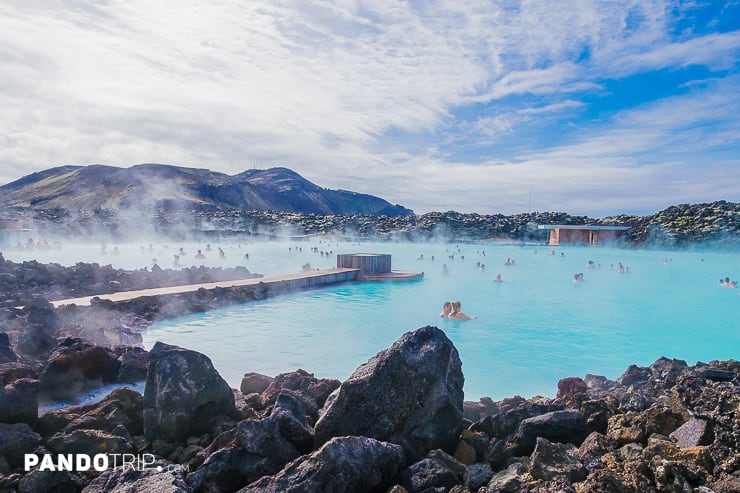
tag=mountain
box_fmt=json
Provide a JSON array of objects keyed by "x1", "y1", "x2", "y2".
[{"x1": 0, "y1": 164, "x2": 413, "y2": 216}]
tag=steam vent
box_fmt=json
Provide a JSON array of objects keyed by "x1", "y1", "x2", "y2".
[{"x1": 336, "y1": 253, "x2": 423, "y2": 281}]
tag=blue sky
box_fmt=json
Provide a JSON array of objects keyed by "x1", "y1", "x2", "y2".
[{"x1": 0, "y1": 0, "x2": 738, "y2": 216}]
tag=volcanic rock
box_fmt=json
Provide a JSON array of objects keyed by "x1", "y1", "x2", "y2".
[
  {"x1": 0, "y1": 423, "x2": 42, "y2": 469},
  {"x1": 500, "y1": 409, "x2": 590, "y2": 459},
  {"x1": 257, "y1": 369, "x2": 340, "y2": 419},
  {"x1": 37, "y1": 338, "x2": 120, "y2": 401},
  {"x1": 528, "y1": 437, "x2": 587, "y2": 482},
  {"x1": 470, "y1": 401, "x2": 564, "y2": 439},
  {"x1": 617, "y1": 364, "x2": 651, "y2": 387},
  {"x1": 15, "y1": 325, "x2": 57, "y2": 360},
  {"x1": 0, "y1": 332, "x2": 17, "y2": 364},
  {"x1": 186, "y1": 392, "x2": 314, "y2": 492},
  {"x1": 239, "y1": 436, "x2": 405, "y2": 493},
  {"x1": 486, "y1": 461, "x2": 529, "y2": 492},
  {"x1": 464, "y1": 462, "x2": 493, "y2": 491},
  {"x1": 0, "y1": 377, "x2": 39, "y2": 425},
  {"x1": 314, "y1": 326, "x2": 464, "y2": 462},
  {"x1": 143, "y1": 342, "x2": 240, "y2": 444},
  {"x1": 399, "y1": 449, "x2": 466, "y2": 492},
  {"x1": 82, "y1": 465, "x2": 192, "y2": 493},
  {"x1": 240, "y1": 372, "x2": 273, "y2": 395},
  {"x1": 62, "y1": 387, "x2": 144, "y2": 437},
  {"x1": 670, "y1": 417, "x2": 713, "y2": 448},
  {"x1": 17, "y1": 469, "x2": 82, "y2": 493},
  {"x1": 556, "y1": 376, "x2": 588, "y2": 402},
  {"x1": 46, "y1": 428, "x2": 133, "y2": 457},
  {"x1": 114, "y1": 346, "x2": 149, "y2": 383}
]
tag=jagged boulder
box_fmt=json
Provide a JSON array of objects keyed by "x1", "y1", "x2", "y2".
[
  {"x1": 62, "y1": 387, "x2": 144, "y2": 437},
  {"x1": 0, "y1": 423, "x2": 42, "y2": 469},
  {"x1": 186, "y1": 392, "x2": 314, "y2": 492},
  {"x1": 15, "y1": 325, "x2": 57, "y2": 359},
  {"x1": 399, "y1": 449, "x2": 466, "y2": 492},
  {"x1": 510, "y1": 410, "x2": 591, "y2": 453},
  {"x1": 0, "y1": 332, "x2": 17, "y2": 363},
  {"x1": 114, "y1": 346, "x2": 149, "y2": 383},
  {"x1": 528, "y1": 437, "x2": 587, "y2": 482},
  {"x1": 314, "y1": 326, "x2": 464, "y2": 461},
  {"x1": 38, "y1": 338, "x2": 120, "y2": 401},
  {"x1": 240, "y1": 372, "x2": 273, "y2": 395},
  {"x1": 143, "y1": 342, "x2": 240, "y2": 443},
  {"x1": 239, "y1": 436, "x2": 405, "y2": 493},
  {"x1": 46, "y1": 428, "x2": 133, "y2": 457},
  {"x1": 471, "y1": 401, "x2": 565, "y2": 439},
  {"x1": 0, "y1": 377, "x2": 39, "y2": 425},
  {"x1": 670, "y1": 417, "x2": 713, "y2": 448},
  {"x1": 257, "y1": 369, "x2": 340, "y2": 419},
  {"x1": 83, "y1": 465, "x2": 192, "y2": 493},
  {"x1": 17, "y1": 469, "x2": 82, "y2": 493}
]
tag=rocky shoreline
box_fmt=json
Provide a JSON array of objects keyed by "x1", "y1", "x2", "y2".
[
  {"x1": 1, "y1": 321, "x2": 738, "y2": 492},
  {"x1": 7, "y1": 200, "x2": 740, "y2": 247}
]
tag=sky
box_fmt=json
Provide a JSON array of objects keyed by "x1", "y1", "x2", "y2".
[{"x1": 1, "y1": 1, "x2": 739, "y2": 217}]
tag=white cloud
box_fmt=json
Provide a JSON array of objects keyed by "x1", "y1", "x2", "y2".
[{"x1": 0, "y1": 0, "x2": 738, "y2": 216}]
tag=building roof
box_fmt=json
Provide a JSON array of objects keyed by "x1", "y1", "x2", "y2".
[{"x1": 537, "y1": 224, "x2": 630, "y2": 231}]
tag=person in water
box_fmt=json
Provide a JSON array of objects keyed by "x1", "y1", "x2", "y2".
[
  {"x1": 440, "y1": 301, "x2": 452, "y2": 317},
  {"x1": 493, "y1": 274, "x2": 503, "y2": 282},
  {"x1": 449, "y1": 301, "x2": 475, "y2": 320}
]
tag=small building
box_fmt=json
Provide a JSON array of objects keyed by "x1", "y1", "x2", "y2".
[
  {"x1": 537, "y1": 224, "x2": 630, "y2": 246},
  {"x1": 0, "y1": 220, "x2": 31, "y2": 246},
  {"x1": 336, "y1": 253, "x2": 423, "y2": 281}
]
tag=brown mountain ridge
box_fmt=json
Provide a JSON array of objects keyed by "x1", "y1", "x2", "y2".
[{"x1": 0, "y1": 164, "x2": 413, "y2": 216}]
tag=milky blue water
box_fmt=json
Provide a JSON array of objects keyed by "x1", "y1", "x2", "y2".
[
  {"x1": 126, "y1": 240, "x2": 740, "y2": 401},
  {"x1": 4, "y1": 238, "x2": 738, "y2": 400}
]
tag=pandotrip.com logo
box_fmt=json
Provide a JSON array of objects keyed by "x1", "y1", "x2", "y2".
[{"x1": 24, "y1": 453, "x2": 188, "y2": 473}]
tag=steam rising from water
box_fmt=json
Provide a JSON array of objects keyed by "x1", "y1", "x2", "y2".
[{"x1": 3, "y1": 234, "x2": 738, "y2": 400}]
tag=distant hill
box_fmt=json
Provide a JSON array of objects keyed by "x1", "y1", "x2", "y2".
[{"x1": 0, "y1": 164, "x2": 413, "y2": 216}]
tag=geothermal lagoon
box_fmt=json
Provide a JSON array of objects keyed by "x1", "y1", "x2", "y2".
[{"x1": 6, "y1": 239, "x2": 739, "y2": 400}]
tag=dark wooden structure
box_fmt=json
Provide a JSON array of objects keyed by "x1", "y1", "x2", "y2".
[
  {"x1": 336, "y1": 253, "x2": 391, "y2": 277},
  {"x1": 336, "y1": 253, "x2": 422, "y2": 281}
]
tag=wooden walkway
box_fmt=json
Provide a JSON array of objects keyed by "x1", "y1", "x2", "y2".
[{"x1": 49, "y1": 268, "x2": 360, "y2": 308}]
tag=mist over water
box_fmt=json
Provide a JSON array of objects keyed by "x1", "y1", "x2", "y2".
[
  {"x1": 113, "y1": 239, "x2": 739, "y2": 401},
  {"x1": 4, "y1": 235, "x2": 737, "y2": 400}
]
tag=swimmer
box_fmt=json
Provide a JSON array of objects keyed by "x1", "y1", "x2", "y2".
[
  {"x1": 440, "y1": 301, "x2": 452, "y2": 318},
  {"x1": 493, "y1": 274, "x2": 503, "y2": 282},
  {"x1": 442, "y1": 264, "x2": 449, "y2": 276},
  {"x1": 573, "y1": 273, "x2": 584, "y2": 283},
  {"x1": 449, "y1": 301, "x2": 475, "y2": 320},
  {"x1": 195, "y1": 249, "x2": 206, "y2": 259}
]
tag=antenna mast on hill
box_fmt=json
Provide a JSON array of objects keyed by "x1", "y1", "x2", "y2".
[{"x1": 528, "y1": 188, "x2": 532, "y2": 214}]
